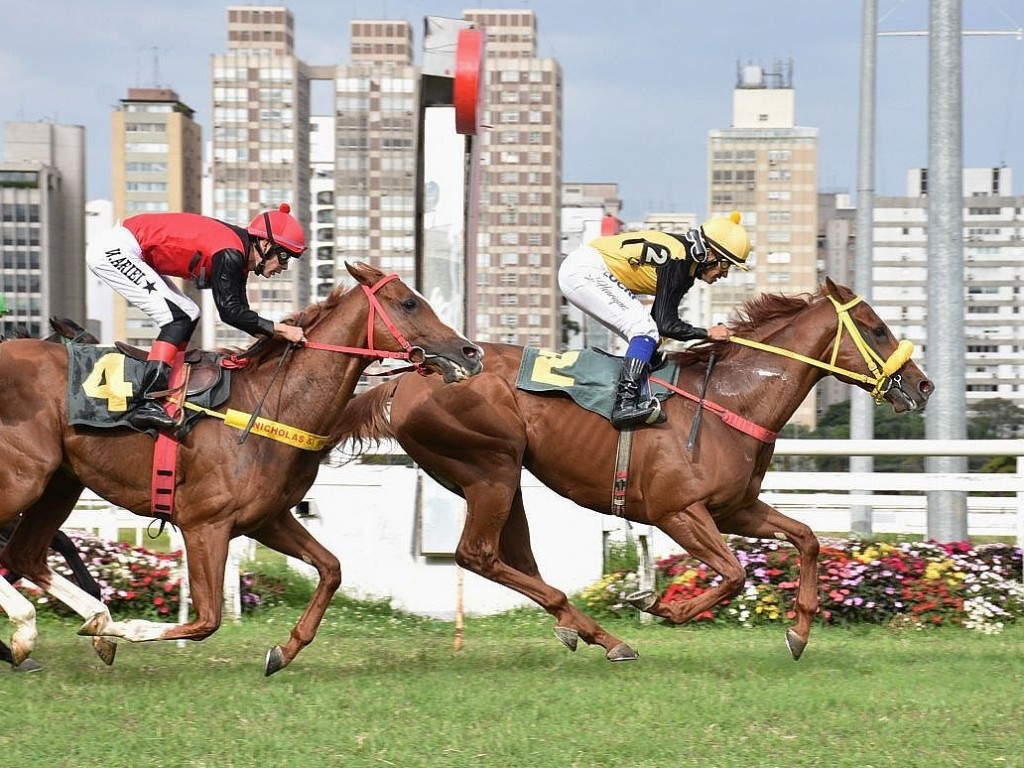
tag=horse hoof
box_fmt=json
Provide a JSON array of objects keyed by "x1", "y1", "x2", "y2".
[
  {"x1": 553, "y1": 626, "x2": 579, "y2": 652},
  {"x1": 625, "y1": 589, "x2": 657, "y2": 612},
  {"x1": 92, "y1": 637, "x2": 117, "y2": 666},
  {"x1": 264, "y1": 646, "x2": 286, "y2": 677},
  {"x1": 785, "y1": 629, "x2": 808, "y2": 661},
  {"x1": 77, "y1": 612, "x2": 106, "y2": 637},
  {"x1": 606, "y1": 642, "x2": 639, "y2": 662},
  {"x1": 12, "y1": 658, "x2": 43, "y2": 673}
]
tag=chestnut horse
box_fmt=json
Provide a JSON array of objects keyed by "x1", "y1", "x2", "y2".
[
  {"x1": 336, "y1": 279, "x2": 933, "y2": 661},
  {"x1": 0, "y1": 262, "x2": 483, "y2": 675}
]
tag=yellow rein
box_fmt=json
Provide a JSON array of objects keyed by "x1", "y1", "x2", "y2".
[{"x1": 728, "y1": 295, "x2": 914, "y2": 403}]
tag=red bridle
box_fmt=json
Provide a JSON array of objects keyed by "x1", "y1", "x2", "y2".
[{"x1": 301, "y1": 274, "x2": 428, "y2": 373}]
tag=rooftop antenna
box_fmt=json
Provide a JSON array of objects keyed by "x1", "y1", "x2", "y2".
[{"x1": 152, "y1": 46, "x2": 160, "y2": 87}]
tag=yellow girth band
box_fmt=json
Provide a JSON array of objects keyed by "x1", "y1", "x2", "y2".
[{"x1": 175, "y1": 400, "x2": 330, "y2": 451}]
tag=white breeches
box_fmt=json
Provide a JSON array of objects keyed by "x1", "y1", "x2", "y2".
[
  {"x1": 86, "y1": 224, "x2": 200, "y2": 328},
  {"x1": 558, "y1": 245, "x2": 657, "y2": 341}
]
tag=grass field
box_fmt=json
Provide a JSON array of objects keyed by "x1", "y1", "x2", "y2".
[{"x1": 4, "y1": 606, "x2": 1023, "y2": 768}]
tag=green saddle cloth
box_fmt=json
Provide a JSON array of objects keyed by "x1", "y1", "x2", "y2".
[
  {"x1": 66, "y1": 345, "x2": 231, "y2": 436},
  {"x1": 515, "y1": 347, "x2": 678, "y2": 419}
]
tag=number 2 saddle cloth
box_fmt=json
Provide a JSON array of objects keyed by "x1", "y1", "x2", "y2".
[{"x1": 515, "y1": 347, "x2": 679, "y2": 420}]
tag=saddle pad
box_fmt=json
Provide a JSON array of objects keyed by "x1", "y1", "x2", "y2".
[
  {"x1": 67, "y1": 345, "x2": 231, "y2": 437},
  {"x1": 516, "y1": 347, "x2": 678, "y2": 418}
]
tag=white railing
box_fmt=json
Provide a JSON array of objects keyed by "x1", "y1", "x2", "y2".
[{"x1": 766, "y1": 439, "x2": 1024, "y2": 547}]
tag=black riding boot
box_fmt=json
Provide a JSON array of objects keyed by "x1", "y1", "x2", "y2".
[
  {"x1": 127, "y1": 360, "x2": 176, "y2": 431},
  {"x1": 610, "y1": 357, "x2": 663, "y2": 429}
]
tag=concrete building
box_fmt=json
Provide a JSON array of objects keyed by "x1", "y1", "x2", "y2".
[
  {"x1": 707, "y1": 60, "x2": 819, "y2": 428},
  {"x1": 110, "y1": 87, "x2": 202, "y2": 346},
  {"x1": 332, "y1": 20, "x2": 419, "y2": 284},
  {"x1": 873, "y1": 167, "x2": 1024, "y2": 408},
  {"x1": 211, "y1": 5, "x2": 311, "y2": 348},
  {"x1": 816, "y1": 191, "x2": 856, "y2": 418},
  {"x1": 0, "y1": 122, "x2": 86, "y2": 338},
  {"x1": 467, "y1": 9, "x2": 563, "y2": 350}
]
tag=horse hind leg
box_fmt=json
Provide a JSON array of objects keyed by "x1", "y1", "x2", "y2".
[
  {"x1": 718, "y1": 499, "x2": 821, "y2": 660},
  {"x1": 466, "y1": 486, "x2": 639, "y2": 662},
  {"x1": 0, "y1": 574, "x2": 38, "y2": 666}
]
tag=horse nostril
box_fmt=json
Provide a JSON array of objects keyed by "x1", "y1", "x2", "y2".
[{"x1": 920, "y1": 380, "x2": 935, "y2": 395}]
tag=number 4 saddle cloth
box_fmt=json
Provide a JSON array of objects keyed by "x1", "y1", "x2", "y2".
[
  {"x1": 515, "y1": 347, "x2": 679, "y2": 420},
  {"x1": 66, "y1": 345, "x2": 231, "y2": 436}
]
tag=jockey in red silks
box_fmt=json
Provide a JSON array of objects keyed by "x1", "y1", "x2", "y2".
[{"x1": 87, "y1": 203, "x2": 308, "y2": 431}]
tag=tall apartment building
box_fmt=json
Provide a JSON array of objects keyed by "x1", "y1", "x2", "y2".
[
  {"x1": 0, "y1": 122, "x2": 86, "y2": 338},
  {"x1": 309, "y1": 114, "x2": 336, "y2": 300},
  {"x1": 466, "y1": 9, "x2": 563, "y2": 349},
  {"x1": 211, "y1": 5, "x2": 311, "y2": 348},
  {"x1": 816, "y1": 191, "x2": 857, "y2": 417},
  {"x1": 110, "y1": 87, "x2": 202, "y2": 346},
  {"x1": 331, "y1": 20, "x2": 419, "y2": 284},
  {"x1": 707, "y1": 61, "x2": 819, "y2": 427},
  {"x1": 873, "y1": 167, "x2": 1024, "y2": 408}
]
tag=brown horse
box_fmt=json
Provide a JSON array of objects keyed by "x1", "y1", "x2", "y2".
[
  {"x1": 0, "y1": 262, "x2": 482, "y2": 675},
  {"x1": 336, "y1": 279, "x2": 933, "y2": 661}
]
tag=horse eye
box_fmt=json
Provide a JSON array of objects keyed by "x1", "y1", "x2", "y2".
[
  {"x1": 402, "y1": 297, "x2": 419, "y2": 311},
  {"x1": 872, "y1": 326, "x2": 888, "y2": 339}
]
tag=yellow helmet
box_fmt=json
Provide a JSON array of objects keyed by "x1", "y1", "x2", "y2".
[{"x1": 701, "y1": 210, "x2": 751, "y2": 271}]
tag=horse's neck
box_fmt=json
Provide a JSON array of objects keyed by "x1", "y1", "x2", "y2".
[
  {"x1": 711, "y1": 303, "x2": 837, "y2": 432},
  {"x1": 245, "y1": 298, "x2": 372, "y2": 436}
]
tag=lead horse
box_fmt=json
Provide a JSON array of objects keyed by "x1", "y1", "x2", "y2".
[
  {"x1": 0, "y1": 262, "x2": 482, "y2": 674},
  {"x1": 336, "y1": 279, "x2": 933, "y2": 661}
]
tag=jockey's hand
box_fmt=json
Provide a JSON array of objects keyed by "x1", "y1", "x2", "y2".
[
  {"x1": 707, "y1": 324, "x2": 732, "y2": 341},
  {"x1": 275, "y1": 322, "x2": 307, "y2": 345}
]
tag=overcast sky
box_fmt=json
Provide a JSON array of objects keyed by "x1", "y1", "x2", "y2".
[{"x1": 1, "y1": 0, "x2": 1022, "y2": 221}]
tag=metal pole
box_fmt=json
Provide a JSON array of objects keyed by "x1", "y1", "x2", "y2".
[
  {"x1": 850, "y1": 0, "x2": 878, "y2": 536},
  {"x1": 925, "y1": 0, "x2": 969, "y2": 541}
]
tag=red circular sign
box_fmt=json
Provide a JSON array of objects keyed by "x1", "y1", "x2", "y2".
[{"x1": 454, "y1": 28, "x2": 484, "y2": 135}]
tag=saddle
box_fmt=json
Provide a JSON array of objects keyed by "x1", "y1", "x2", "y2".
[{"x1": 114, "y1": 342, "x2": 224, "y2": 398}]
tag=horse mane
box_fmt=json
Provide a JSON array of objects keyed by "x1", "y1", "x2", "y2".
[
  {"x1": 675, "y1": 287, "x2": 820, "y2": 366},
  {"x1": 217, "y1": 282, "x2": 353, "y2": 366}
]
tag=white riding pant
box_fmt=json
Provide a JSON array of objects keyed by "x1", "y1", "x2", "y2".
[
  {"x1": 558, "y1": 244, "x2": 658, "y2": 342},
  {"x1": 86, "y1": 223, "x2": 200, "y2": 328}
]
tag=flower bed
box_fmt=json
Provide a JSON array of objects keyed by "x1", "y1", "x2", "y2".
[
  {"x1": 1, "y1": 532, "x2": 293, "y2": 618},
  {"x1": 578, "y1": 537, "x2": 1024, "y2": 634}
]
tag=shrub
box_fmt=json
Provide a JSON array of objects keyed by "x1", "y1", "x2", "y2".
[
  {"x1": 576, "y1": 536, "x2": 1024, "y2": 632},
  {"x1": 1, "y1": 532, "x2": 312, "y2": 619}
]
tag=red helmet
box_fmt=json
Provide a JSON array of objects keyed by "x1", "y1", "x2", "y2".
[{"x1": 247, "y1": 203, "x2": 307, "y2": 255}]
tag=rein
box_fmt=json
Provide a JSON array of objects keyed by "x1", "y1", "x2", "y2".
[{"x1": 729, "y1": 294, "x2": 914, "y2": 403}]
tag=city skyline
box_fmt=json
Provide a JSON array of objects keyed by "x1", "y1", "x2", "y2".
[{"x1": 3, "y1": 1, "x2": 1023, "y2": 221}]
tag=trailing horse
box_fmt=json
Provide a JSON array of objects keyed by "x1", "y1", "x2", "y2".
[
  {"x1": 0, "y1": 263, "x2": 482, "y2": 675},
  {"x1": 335, "y1": 279, "x2": 933, "y2": 661}
]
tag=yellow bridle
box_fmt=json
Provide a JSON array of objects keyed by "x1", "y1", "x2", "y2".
[{"x1": 728, "y1": 295, "x2": 914, "y2": 403}]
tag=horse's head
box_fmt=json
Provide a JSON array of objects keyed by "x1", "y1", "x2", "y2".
[
  {"x1": 823, "y1": 278, "x2": 933, "y2": 412},
  {"x1": 345, "y1": 262, "x2": 483, "y2": 382}
]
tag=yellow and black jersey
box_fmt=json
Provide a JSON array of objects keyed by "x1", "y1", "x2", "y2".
[{"x1": 587, "y1": 230, "x2": 697, "y2": 295}]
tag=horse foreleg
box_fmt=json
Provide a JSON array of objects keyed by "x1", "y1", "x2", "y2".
[
  {"x1": 718, "y1": 500, "x2": 820, "y2": 660},
  {"x1": 249, "y1": 511, "x2": 341, "y2": 676},
  {"x1": 80, "y1": 522, "x2": 232, "y2": 647},
  {"x1": 631, "y1": 501, "x2": 746, "y2": 624},
  {"x1": 497, "y1": 490, "x2": 637, "y2": 660}
]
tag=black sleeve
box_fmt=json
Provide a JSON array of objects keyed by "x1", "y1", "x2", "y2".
[
  {"x1": 210, "y1": 249, "x2": 275, "y2": 338},
  {"x1": 651, "y1": 258, "x2": 708, "y2": 341}
]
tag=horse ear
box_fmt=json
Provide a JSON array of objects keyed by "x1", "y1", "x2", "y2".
[
  {"x1": 824, "y1": 276, "x2": 854, "y2": 301},
  {"x1": 345, "y1": 261, "x2": 374, "y2": 285}
]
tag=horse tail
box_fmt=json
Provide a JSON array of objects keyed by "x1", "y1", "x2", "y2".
[{"x1": 330, "y1": 378, "x2": 399, "y2": 452}]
